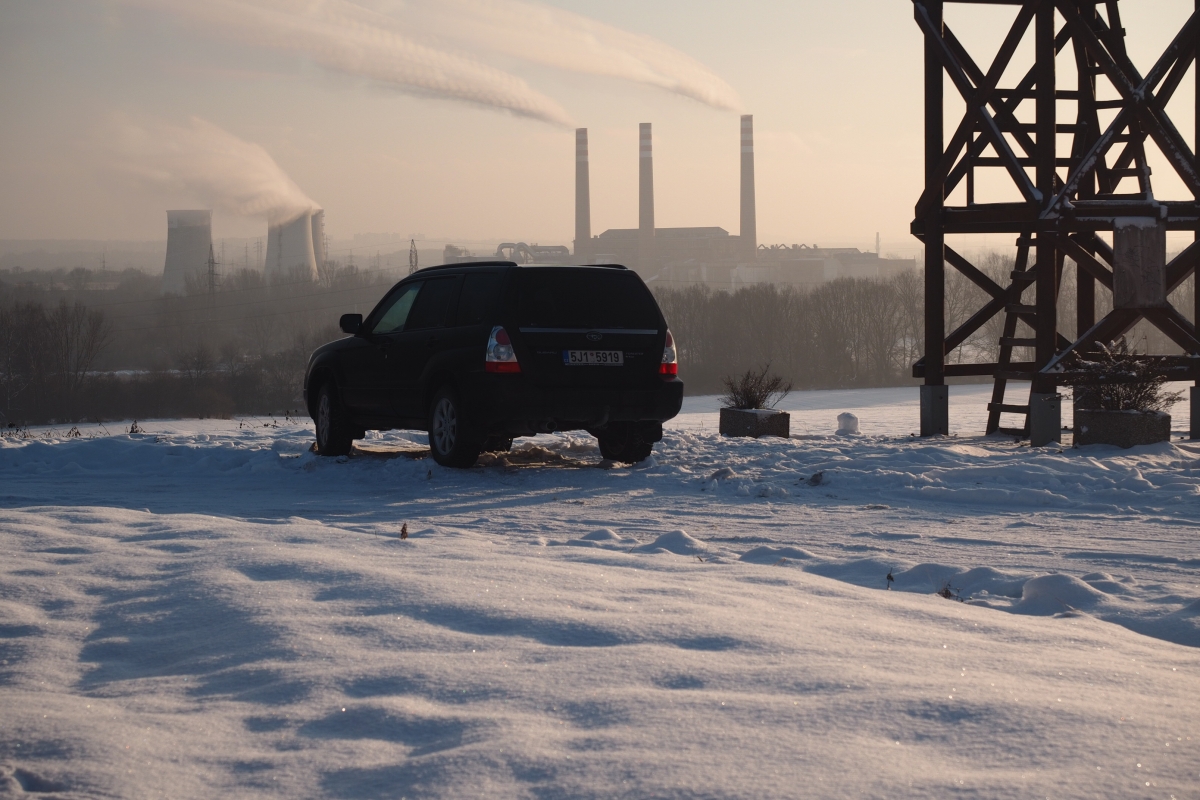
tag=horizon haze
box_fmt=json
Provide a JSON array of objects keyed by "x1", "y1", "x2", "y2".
[{"x1": 1, "y1": 0, "x2": 1194, "y2": 256}]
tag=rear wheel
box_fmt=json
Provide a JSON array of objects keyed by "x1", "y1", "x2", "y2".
[
  {"x1": 315, "y1": 382, "x2": 354, "y2": 456},
  {"x1": 428, "y1": 386, "x2": 482, "y2": 468},
  {"x1": 595, "y1": 423, "x2": 654, "y2": 464}
]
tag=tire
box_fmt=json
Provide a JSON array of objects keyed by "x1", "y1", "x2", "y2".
[
  {"x1": 481, "y1": 436, "x2": 513, "y2": 453},
  {"x1": 595, "y1": 422, "x2": 654, "y2": 464},
  {"x1": 428, "y1": 386, "x2": 482, "y2": 468},
  {"x1": 315, "y1": 381, "x2": 354, "y2": 456}
]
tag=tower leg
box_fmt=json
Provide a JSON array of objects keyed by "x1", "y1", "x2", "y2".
[
  {"x1": 920, "y1": 385, "x2": 948, "y2": 436},
  {"x1": 1190, "y1": 386, "x2": 1200, "y2": 440},
  {"x1": 1029, "y1": 392, "x2": 1062, "y2": 446}
]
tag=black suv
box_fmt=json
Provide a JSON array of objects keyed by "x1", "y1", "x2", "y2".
[{"x1": 303, "y1": 261, "x2": 683, "y2": 467}]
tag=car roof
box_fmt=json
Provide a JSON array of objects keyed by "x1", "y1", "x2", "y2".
[{"x1": 411, "y1": 261, "x2": 629, "y2": 275}]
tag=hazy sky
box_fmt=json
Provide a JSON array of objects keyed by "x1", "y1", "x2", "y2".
[{"x1": 0, "y1": 0, "x2": 1193, "y2": 254}]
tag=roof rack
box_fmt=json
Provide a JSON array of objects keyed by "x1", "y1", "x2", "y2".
[
  {"x1": 414, "y1": 261, "x2": 630, "y2": 274},
  {"x1": 415, "y1": 261, "x2": 518, "y2": 273},
  {"x1": 514, "y1": 263, "x2": 629, "y2": 270}
]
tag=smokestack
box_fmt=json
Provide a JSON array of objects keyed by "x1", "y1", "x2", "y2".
[
  {"x1": 162, "y1": 210, "x2": 212, "y2": 295},
  {"x1": 638, "y1": 122, "x2": 655, "y2": 273},
  {"x1": 265, "y1": 211, "x2": 318, "y2": 282},
  {"x1": 310, "y1": 210, "x2": 326, "y2": 272},
  {"x1": 574, "y1": 128, "x2": 591, "y2": 262},
  {"x1": 740, "y1": 114, "x2": 757, "y2": 259}
]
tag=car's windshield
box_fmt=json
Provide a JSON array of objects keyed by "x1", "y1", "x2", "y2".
[{"x1": 515, "y1": 269, "x2": 659, "y2": 330}]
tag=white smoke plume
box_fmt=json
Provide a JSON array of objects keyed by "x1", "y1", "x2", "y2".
[
  {"x1": 110, "y1": 115, "x2": 318, "y2": 223},
  {"x1": 115, "y1": 0, "x2": 575, "y2": 127},
  {"x1": 397, "y1": 0, "x2": 743, "y2": 112}
]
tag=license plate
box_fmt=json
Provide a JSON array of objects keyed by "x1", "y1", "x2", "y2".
[{"x1": 563, "y1": 350, "x2": 624, "y2": 366}]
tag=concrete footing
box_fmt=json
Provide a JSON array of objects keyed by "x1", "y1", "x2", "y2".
[
  {"x1": 920, "y1": 385, "x2": 948, "y2": 436},
  {"x1": 1029, "y1": 392, "x2": 1062, "y2": 446},
  {"x1": 1192, "y1": 387, "x2": 1200, "y2": 440}
]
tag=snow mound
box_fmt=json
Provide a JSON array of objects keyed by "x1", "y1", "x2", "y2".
[
  {"x1": 1013, "y1": 573, "x2": 1111, "y2": 615},
  {"x1": 560, "y1": 528, "x2": 640, "y2": 549},
  {"x1": 739, "y1": 546, "x2": 816, "y2": 564},
  {"x1": 580, "y1": 528, "x2": 623, "y2": 542},
  {"x1": 632, "y1": 530, "x2": 709, "y2": 555}
]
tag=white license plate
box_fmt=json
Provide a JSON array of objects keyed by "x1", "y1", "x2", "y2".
[{"x1": 563, "y1": 350, "x2": 624, "y2": 366}]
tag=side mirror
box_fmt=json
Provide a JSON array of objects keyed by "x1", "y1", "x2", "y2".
[{"x1": 340, "y1": 313, "x2": 363, "y2": 334}]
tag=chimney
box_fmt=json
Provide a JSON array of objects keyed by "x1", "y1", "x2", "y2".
[
  {"x1": 162, "y1": 209, "x2": 212, "y2": 295},
  {"x1": 740, "y1": 115, "x2": 757, "y2": 259},
  {"x1": 638, "y1": 122, "x2": 655, "y2": 273},
  {"x1": 574, "y1": 128, "x2": 591, "y2": 262}
]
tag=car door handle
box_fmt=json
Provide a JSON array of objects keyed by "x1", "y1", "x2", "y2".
[{"x1": 425, "y1": 336, "x2": 439, "y2": 346}]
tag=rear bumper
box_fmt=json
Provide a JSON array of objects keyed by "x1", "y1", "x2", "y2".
[{"x1": 462, "y1": 374, "x2": 683, "y2": 435}]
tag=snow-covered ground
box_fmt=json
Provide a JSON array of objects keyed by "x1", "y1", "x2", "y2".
[{"x1": 2, "y1": 386, "x2": 1198, "y2": 798}]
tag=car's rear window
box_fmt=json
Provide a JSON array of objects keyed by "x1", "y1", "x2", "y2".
[
  {"x1": 456, "y1": 272, "x2": 503, "y2": 326},
  {"x1": 515, "y1": 269, "x2": 660, "y2": 330}
]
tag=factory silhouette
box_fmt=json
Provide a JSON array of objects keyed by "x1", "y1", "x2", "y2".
[{"x1": 160, "y1": 116, "x2": 910, "y2": 293}]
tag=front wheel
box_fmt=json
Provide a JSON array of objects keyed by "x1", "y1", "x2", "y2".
[
  {"x1": 595, "y1": 422, "x2": 654, "y2": 464},
  {"x1": 315, "y1": 382, "x2": 354, "y2": 456},
  {"x1": 428, "y1": 386, "x2": 482, "y2": 468}
]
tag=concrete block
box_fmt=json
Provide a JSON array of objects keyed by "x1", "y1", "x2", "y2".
[
  {"x1": 719, "y1": 408, "x2": 790, "y2": 438},
  {"x1": 1192, "y1": 387, "x2": 1200, "y2": 440},
  {"x1": 920, "y1": 385, "x2": 948, "y2": 436},
  {"x1": 1076, "y1": 409, "x2": 1170, "y2": 448},
  {"x1": 1029, "y1": 392, "x2": 1062, "y2": 446}
]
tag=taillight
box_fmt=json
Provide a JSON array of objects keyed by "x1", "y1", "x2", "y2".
[
  {"x1": 659, "y1": 329, "x2": 678, "y2": 378},
  {"x1": 485, "y1": 325, "x2": 521, "y2": 373}
]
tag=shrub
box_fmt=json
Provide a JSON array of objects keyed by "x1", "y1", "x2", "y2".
[
  {"x1": 720, "y1": 364, "x2": 792, "y2": 410},
  {"x1": 1060, "y1": 337, "x2": 1183, "y2": 412}
]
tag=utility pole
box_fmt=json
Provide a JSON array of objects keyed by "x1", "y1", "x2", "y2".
[
  {"x1": 255, "y1": 239, "x2": 263, "y2": 270},
  {"x1": 206, "y1": 243, "x2": 218, "y2": 296},
  {"x1": 409, "y1": 239, "x2": 418, "y2": 274}
]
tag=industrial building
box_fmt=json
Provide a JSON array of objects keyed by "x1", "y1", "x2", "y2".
[
  {"x1": 572, "y1": 116, "x2": 912, "y2": 288},
  {"x1": 162, "y1": 210, "x2": 213, "y2": 295}
]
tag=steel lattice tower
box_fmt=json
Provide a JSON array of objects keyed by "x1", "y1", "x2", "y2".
[{"x1": 913, "y1": 0, "x2": 1200, "y2": 444}]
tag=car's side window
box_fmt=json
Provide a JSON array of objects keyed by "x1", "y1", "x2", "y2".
[
  {"x1": 455, "y1": 273, "x2": 503, "y2": 326},
  {"x1": 405, "y1": 276, "x2": 459, "y2": 330},
  {"x1": 370, "y1": 283, "x2": 421, "y2": 335}
]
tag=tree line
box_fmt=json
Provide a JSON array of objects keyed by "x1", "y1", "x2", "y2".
[
  {"x1": 654, "y1": 252, "x2": 1193, "y2": 395},
  {"x1": 0, "y1": 260, "x2": 393, "y2": 426},
  {"x1": 1, "y1": 253, "x2": 1193, "y2": 424}
]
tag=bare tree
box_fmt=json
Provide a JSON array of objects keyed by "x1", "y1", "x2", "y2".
[{"x1": 43, "y1": 300, "x2": 111, "y2": 415}]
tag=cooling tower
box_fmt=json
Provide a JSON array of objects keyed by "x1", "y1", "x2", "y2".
[
  {"x1": 574, "y1": 129, "x2": 591, "y2": 261},
  {"x1": 162, "y1": 210, "x2": 213, "y2": 295},
  {"x1": 740, "y1": 115, "x2": 757, "y2": 259},
  {"x1": 638, "y1": 123, "x2": 655, "y2": 273},
  {"x1": 310, "y1": 210, "x2": 326, "y2": 271},
  {"x1": 265, "y1": 212, "x2": 318, "y2": 282}
]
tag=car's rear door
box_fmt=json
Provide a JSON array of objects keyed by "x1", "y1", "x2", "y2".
[{"x1": 508, "y1": 268, "x2": 664, "y2": 390}]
